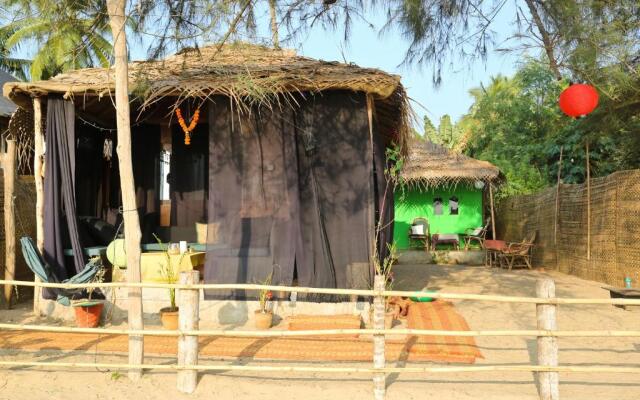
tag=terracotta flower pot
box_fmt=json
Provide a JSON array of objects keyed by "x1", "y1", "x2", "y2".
[
  {"x1": 160, "y1": 307, "x2": 180, "y2": 330},
  {"x1": 254, "y1": 310, "x2": 273, "y2": 329},
  {"x1": 74, "y1": 302, "x2": 104, "y2": 328}
]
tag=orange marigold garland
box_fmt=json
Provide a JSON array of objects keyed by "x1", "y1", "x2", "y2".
[{"x1": 175, "y1": 107, "x2": 201, "y2": 145}]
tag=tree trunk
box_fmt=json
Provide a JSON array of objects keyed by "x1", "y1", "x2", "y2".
[
  {"x1": 268, "y1": 0, "x2": 279, "y2": 49},
  {"x1": 106, "y1": 0, "x2": 144, "y2": 381},
  {"x1": 524, "y1": 0, "x2": 561, "y2": 80}
]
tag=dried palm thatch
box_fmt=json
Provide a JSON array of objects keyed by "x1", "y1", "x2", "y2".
[
  {"x1": 3, "y1": 42, "x2": 411, "y2": 148},
  {"x1": 401, "y1": 138, "x2": 503, "y2": 189}
]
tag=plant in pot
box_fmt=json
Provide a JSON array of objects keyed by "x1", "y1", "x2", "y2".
[
  {"x1": 154, "y1": 234, "x2": 183, "y2": 330},
  {"x1": 255, "y1": 273, "x2": 274, "y2": 329},
  {"x1": 71, "y1": 265, "x2": 106, "y2": 328}
]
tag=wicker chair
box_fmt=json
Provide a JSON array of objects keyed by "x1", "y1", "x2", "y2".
[
  {"x1": 462, "y1": 218, "x2": 491, "y2": 250},
  {"x1": 498, "y1": 231, "x2": 537, "y2": 270},
  {"x1": 408, "y1": 218, "x2": 430, "y2": 250}
]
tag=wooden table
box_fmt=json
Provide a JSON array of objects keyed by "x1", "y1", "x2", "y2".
[
  {"x1": 484, "y1": 239, "x2": 506, "y2": 268},
  {"x1": 431, "y1": 234, "x2": 460, "y2": 250},
  {"x1": 112, "y1": 251, "x2": 206, "y2": 282},
  {"x1": 603, "y1": 286, "x2": 640, "y2": 310}
]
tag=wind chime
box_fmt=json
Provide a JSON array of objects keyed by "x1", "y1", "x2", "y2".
[{"x1": 175, "y1": 105, "x2": 201, "y2": 145}]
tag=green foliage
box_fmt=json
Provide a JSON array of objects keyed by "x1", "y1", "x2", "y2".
[
  {"x1": 460, "y1": 60, "x2": 630, "y2": 197},
  {"x1": 0, "y1": 0, "x2": 112, "y2": 80}
]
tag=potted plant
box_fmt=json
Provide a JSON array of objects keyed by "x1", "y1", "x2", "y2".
[
  {"x1": 154, "y1": 234, "x2": 182, "y2": 330},
  {"x1": 71, "y1": 265, "x2": 106, "y2": 328},
  {"x1": 255, "y1": 273, "x2": 273, "y2": 329}
]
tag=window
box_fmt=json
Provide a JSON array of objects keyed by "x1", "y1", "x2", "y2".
[
  {"x1": 449, "y1": 196, "x2": 459, "y2": 215},
  {"x1": 433, "y1": 197, "x2": 443, "y2": 215}
]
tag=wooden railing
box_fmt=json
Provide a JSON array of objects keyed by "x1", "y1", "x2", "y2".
[{"x1": 1, "y1": 274, "x2": 640, "y2": 400}]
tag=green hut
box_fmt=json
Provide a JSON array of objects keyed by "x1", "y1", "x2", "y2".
[{"x1": 393, "y1": 139, "x2": 502, "y2": 250}]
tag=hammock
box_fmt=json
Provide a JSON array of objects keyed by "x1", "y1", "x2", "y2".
[{"x1": 20, "y1": 237, "x2": 103, "y2": 306}]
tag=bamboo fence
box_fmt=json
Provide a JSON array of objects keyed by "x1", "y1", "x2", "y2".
[
  {"x1": 1, "y1": 276, "x2": 640, "y2": 400},
  {"x1": 496, "y1": 169, "x2": 640, "y2": 287}
]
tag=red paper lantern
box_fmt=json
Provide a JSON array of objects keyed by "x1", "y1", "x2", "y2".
[{"x1": 558, "y1": 83, "x2": 599, "y2": 118}]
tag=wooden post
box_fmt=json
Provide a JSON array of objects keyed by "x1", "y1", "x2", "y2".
[
  {"x1": 177, "y1": 270, "x2": 200, "y2": 394},
  {"x1": 372, "y1": 274, "x2": 385, "y2": 400},
  {"x1": 554, "y1": 146, "x2": 563, "y2": 246},
  {"x1": 107, "y1": 0, "x2": 144, "y2": 381},
  {"x1": 33, "y1": 97, "x2": 45, "y2": 314},
  {"x1": 585, "y1": 142, "x2": 591, "y2": 261},
  {"x1": 2, "y1": 140, "x2": 16, "y2": 308},
  {"x1": 489, "y1": 183, "x2": 496, "y2": 239},
  {"x1": 536, "y1": 278, "x2": 559, "y2": 400}
]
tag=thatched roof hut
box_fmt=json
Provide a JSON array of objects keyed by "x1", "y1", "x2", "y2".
[
  {"x1": 4, "y1": 43, "x2": 410, "y2": 149},
  {"x1": 401, "y1": 138, "x2": 503, "y2": 188},
  {"x1": 3, "y1": 43, "x2": 409, "y2": 302}
]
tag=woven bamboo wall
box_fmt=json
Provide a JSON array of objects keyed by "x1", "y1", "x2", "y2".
[
  {"x1": 0, "y1": 175, "x2": 37, "y2": 291},
  {"x1": 496, "y1": 170, "x2": 640, "y2": 287}
]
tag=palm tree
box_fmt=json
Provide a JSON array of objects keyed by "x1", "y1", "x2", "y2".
[{"x1": 0, "y1": 0, "x2": 112, "y2": 80}]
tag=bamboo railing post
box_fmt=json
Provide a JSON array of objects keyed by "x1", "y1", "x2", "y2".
[
  {"x1": 372, "y1": 274, "x2": 386, "y2": 400},
  {"x1": 177, "y1": 270, "x2": 200, "y2": 394},
  {"x1": 554, "y1": 146, "x2": 563, "y2": 246},
  {"x1": 585, "y1": 142, "x2": 591, "y2": 261},
  {"x1": 3, "y1": 140, "x2": 16, "y2": 308},
  {"x1": 536, "y1": 278, "x2": 559, "y2": 400},
  {"x1": 33, "y1": 97, "x2": 45, "y2": 314}
]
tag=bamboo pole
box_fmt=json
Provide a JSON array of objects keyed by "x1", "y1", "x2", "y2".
[
  {"x1": 554, "y1": 146, "x2": 563, "y2": 246},
  {"x1": 0, "y1": 360, "x2": 638, "y2": 375},
  {"x1": 536, "y1": 279, "x2": 559, "y2": 400},
  {"x1": 3, "y1": 279, "x2": 640, "y2": 306},
  {"x1": 32, "y1": 97, "x2": 45, "y2": 314},
  {"x1": 177, "y1": 271, "x2": 199, "y2": 394},
  {"x1": 372, "y1": 275, "x2": 385, "y2": 400},
  {"x1": 2, "y1": 322, "x2": 640, "y2": 338},
  {"x1": 489, "y1": 183, "x2": 496, "y2": 239},
  {"x1": 586, "y1": 141, "x2": 591, "y2": 261},
  {"x1": 106, "y1": 0, "x2": 144, "y2": 381},
  {"x1": 2, "y1": 140, "x2": 16, "y2": 308}
]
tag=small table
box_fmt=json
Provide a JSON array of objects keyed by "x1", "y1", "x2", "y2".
[
  {"x1": 431, "y1": 234, "x2": 460, "y2": 250},
  {"x1": 112, "y1": 251, "x2": 206, "y2": 282},
  {"x1": 484, "y1": 240, "x2": 506, "y2": 268},
  {"x1": 603, "y1": 286, "x2": 640, "y2": 310}
]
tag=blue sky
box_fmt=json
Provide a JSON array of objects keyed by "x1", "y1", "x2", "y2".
[{"x1": 287, "y1": 3, "x2": 523, "y2": 131}]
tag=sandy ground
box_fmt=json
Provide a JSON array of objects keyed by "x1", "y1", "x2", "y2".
[{"x1": 0, "y1": 264, "x2": 639, "y2": 399}]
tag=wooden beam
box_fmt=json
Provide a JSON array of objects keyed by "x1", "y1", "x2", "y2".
[
  {"x1": 107, "y1": 0, "x2": 144, "y2": 382},
  {"x1": 554, "y1": 146, "x2": 563, "y2": 246},
  {"x1": 3, "y1": 140, "x2": 16, "y2": 308},
  {"x1": 33, "y1": 97, "x2": 45, "y2": 314},
  {"x1": 489, "y1": 183, "x2": 496, "y2": 239},
  {"x1": 586, "y1": 141, "x2": 591, "y2": 261}
]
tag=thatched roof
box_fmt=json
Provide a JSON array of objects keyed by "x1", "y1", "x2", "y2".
[
  {"x1": 3, "y1": 43, "x2": 410, "y2": 147},
  {"x1": 400, "y1": 138, "x2": 503, "y2": 188}
]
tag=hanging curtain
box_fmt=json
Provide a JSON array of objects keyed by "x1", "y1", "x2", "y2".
[
  {"x1": 205, "y1": 92, "x2": 378, "y2": 301},
  {"x1": 43, "y1": 97, "x2": 85, "y2": 298}
]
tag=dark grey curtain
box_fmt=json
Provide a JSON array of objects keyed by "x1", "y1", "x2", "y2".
[
  {"x1": 43, "y1": 97, "x2": 85, "y2": 298},
  {"x1": 205, "y1": 92, "x2": 379, "y2": 301}
]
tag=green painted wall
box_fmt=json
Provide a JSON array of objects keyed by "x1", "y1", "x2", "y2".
[{"x1": 393, "y1": 185, "x2": 484, "y2": 250}]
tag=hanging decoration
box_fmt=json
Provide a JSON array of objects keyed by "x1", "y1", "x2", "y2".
[
  {"x1": 175, "y1": 107, "x2": 201, "y2": 145},
  {"x1": 558, "y1": 83, "x2": 599, "y2": 118},
  {"x1": 103, "y1": 138, "x2": 113, "y2": 161}
]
